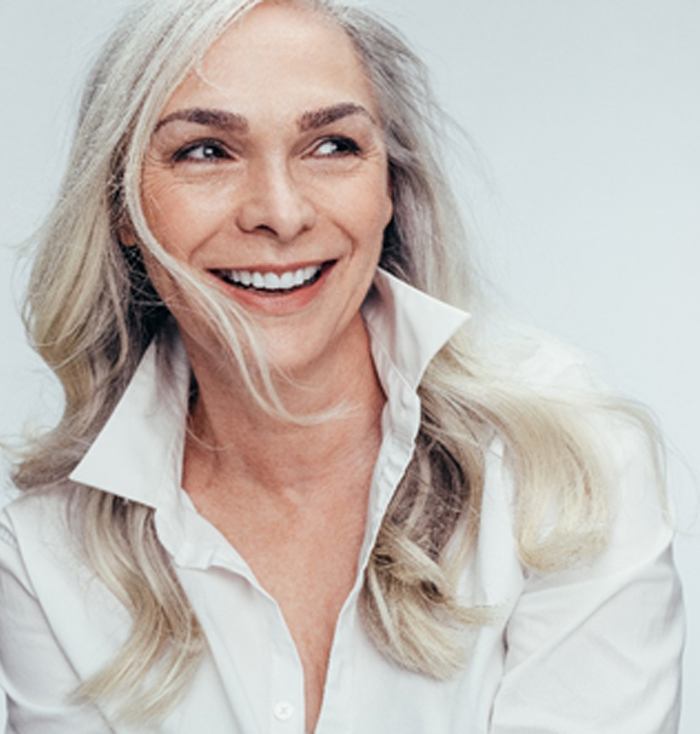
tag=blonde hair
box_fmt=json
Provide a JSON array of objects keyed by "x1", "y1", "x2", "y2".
[{"x1": 14, "y1": 0, "x2": 662, "y2": 722}]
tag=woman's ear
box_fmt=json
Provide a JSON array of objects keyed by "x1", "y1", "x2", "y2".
[
  {"x1": 117, "y1": 221, "x2": 138, "y2": 248},
  {"x1": 384, "y1": 182, "x2": 394, "y2": 228},
  {"x1": 385, "y1": 166, "x2": 394, "y2": 225}
]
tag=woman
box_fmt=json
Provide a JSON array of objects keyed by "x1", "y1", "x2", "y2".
[{"x1": 0, "y1": 0, "x2": 683, "y2": 732}]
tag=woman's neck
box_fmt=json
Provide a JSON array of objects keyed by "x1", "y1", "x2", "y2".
[{"x1": 181, "y1": 318, "x2": 385, "y2": 502}]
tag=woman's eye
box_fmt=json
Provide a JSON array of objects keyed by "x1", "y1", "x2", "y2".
[
  {"x1": 312, "y1": 137, "x2": 361, "y2": 158},
  {"x1": 173, "y1": 141, "x2": 230, "y2": 163}
]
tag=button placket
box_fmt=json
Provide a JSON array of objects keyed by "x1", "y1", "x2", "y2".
[
  {"x1": 269, "y1": 612, "x2": 305, "y2": 734},
  {"x1": 311, "y1": 604, "x2": 355, "y2": 734}
]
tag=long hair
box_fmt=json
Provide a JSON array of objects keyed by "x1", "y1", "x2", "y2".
[{"x1": 14, "y1": 0, "x2": 662, "y2": 722}]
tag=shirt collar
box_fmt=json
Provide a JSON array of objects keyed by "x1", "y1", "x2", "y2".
[
  {"x1": 68, "y1": 268, "x2": 470, "y2": 506},
  {"x1": 365, "y1": 269, "x2": 470, "y2": 390}
]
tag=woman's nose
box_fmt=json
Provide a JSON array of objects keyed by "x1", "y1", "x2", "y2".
[{"x1": 235, "y1": 161, "x2": 317, "y2": 243}]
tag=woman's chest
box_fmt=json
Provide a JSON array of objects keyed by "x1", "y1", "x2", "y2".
[
  {"x1": 213, "y1": 511, "x2": 367, "y2": 732},
  {"x1": 161, "y1": 576, "x2": 508, "y2": 734}
]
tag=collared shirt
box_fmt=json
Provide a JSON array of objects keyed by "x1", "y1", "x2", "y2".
[{"x1": 0, "y1": 270, "x2": 684, "y2": 733}]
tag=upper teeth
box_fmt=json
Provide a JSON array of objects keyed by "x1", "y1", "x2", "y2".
[{"x1": 221, "y1": 265, "x2": 322, "y2": 291}]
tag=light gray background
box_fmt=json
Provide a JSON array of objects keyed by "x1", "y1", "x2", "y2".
[{"x1": 1, "y1": 0, "x2": 698, "y2": 730}]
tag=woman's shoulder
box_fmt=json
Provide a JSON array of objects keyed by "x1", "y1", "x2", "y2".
[
  {"x1": 486, "y1": 322, "x2": 662, "y2": 465},
  {"x1": 0, "y1": 482, "x2": 127, "y2": 633},
  {"x1": 0, "y1": 484, "x2": 81, "y2": 578},
  {"x1": 479, "y1": 321, "x2": 608, "y2": 395},
  {"x1": 1, "y1": 480, "x2": 72, "y2": 520},
  {"x1": 470, "y1": 320, "x2": 672, "y2": 563}
]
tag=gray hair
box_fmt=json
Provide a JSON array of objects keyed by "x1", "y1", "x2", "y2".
[{"x1": 15, "y1": 0, "x2": 659, "y2": 722}]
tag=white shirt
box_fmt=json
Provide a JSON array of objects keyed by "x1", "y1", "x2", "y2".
[{"x1": 0, "y1": 270, "x2": 684, "y2": 733}]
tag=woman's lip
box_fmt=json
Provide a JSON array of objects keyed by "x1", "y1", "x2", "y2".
[
  {"x1": 208, "y1": 259, "x2": 333, "y2": 275},
  {"x1": 207, "y1": 260, "x2": 337, "y2": 315}
]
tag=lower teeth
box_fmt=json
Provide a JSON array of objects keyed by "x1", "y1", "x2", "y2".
[
  {"x1": 246, "y1": 285, "x2": 301, "y2": 292},
  {"x1": 235, "y1": 280, "x2": 308, "y2": 293}
]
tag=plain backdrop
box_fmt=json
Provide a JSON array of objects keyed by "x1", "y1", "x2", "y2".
[{"x1": 1, "y1": 0, "x2": 698, "y2": 730}]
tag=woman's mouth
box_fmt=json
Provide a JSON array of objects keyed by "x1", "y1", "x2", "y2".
[
  {"x1": 211, "y1": 262, "x2": 329, "y2": 294},
  {"x1": 208, "y1": 260, "x2": 336, "y2": 315}
]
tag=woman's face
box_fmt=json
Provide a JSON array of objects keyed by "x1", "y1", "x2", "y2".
[{"x1": 140, "y1": 1, "x2": 393, "y2": 377}]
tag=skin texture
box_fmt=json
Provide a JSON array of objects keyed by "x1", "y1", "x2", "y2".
[{"x1": 139, "y1": 3, "x2": 394, "y2": 731}]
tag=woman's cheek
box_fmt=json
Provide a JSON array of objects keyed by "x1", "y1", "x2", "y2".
[
  {"x1": 141, "y1": 175, "x2": 233, "y2": 259},
  {"x1": 312, "y1": 168, "x2": 392, "y2": 231}
]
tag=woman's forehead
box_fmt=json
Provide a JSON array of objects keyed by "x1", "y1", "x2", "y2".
[{"x1": 158, "y1": 2, "x2": 378, "y2": 123}]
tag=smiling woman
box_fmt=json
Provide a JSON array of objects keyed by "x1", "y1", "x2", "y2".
[{"x1": 0, "y1": 1, "x2": 684, "y2": 733}]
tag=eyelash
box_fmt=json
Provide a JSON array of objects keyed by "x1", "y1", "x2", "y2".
[
  {"x1": 312, "y1": 136, "x2": 361, "y2": 158},
  {"x1": 171, "y1": 136, "x2": 362, "y2": 164},
  {"x1": 172, "y1": 139, "x2": 230, "y2": 163}
]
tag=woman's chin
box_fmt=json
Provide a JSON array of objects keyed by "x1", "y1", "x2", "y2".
[{"x1": 262, "y1": 336, "x2": 327, "y2": 381}]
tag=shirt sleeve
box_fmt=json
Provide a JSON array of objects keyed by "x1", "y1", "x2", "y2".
[
  {"x1": 0, "y1": 512, "x2": 113, "y2": 734},
  {"x1": 489, "y1": 418, "x2": 685, "y2": 734}
]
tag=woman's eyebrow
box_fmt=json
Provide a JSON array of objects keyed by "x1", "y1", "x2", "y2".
[
  {"x1": 298, "y1": 102, "x2": 376, "y2": 130},
  {"x1": 153, "y1": 102, "x2": 376, "y2": 135},
  {"x1": 154, "y1": 108, "x2": 248, "y2": 134}
]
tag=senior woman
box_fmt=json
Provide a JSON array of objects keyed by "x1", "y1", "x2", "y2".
[{"x1": 0, "y1": 0, "x2": 683, "y2": 732}]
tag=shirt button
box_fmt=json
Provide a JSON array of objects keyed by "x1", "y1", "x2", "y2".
[{"x1": 273, "y1": 701, "x2": 294, "y2": 721}]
